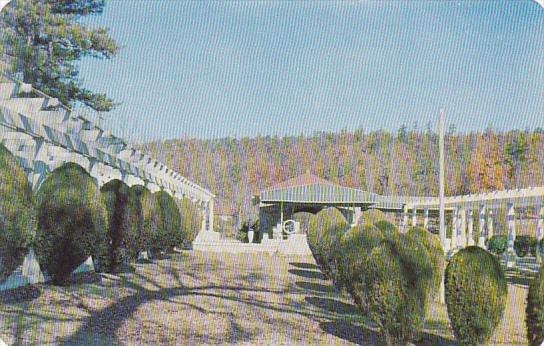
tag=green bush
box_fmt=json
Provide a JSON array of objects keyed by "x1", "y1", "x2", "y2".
[
  {"x1": 177, "y1": 197, "x2": 203, "y2": 247},
  {"x1": 358, "y1": 208, "x2": 391, "y2": 227},
  {"x1": 154, "y1": 191, "x2": 182, "y2": 252},
  {"x1": 306, "y1": 212, "x2": 323, "y2": 267},
  {"x1": 0, "y1": 144, "x2": 36, "y2": 281},
  {"x1": 337, "y1": 223, "x2": 437, "y2": 344},
  {"x1": 486, "y1": 235, "x2": 508, "y2": 255},
  {"x1": 121, "y1": 186, "x2": 143, "y2": 260},
  {"x1": 445, "y1": 246, "x2": 507, "y2": 345},
  {"x1": 308, "y1": 207, "x2": 349, "y2": 282},
  {"x1": 526, "y1": 265, "x2": 544, "y2": 346},
  {"x1": 514, "y1": 235, "x2": 537, "y2": 258},
  {"x1": 539, "y1": 239, "x2": 544, "y2": 258},
  {"x1": 35, "y1": 163, "x2": 107, "y2": 284},
  {"x1": 139, "y1": 187, "x2": 159, "y2": 255},
  {"x1": 100, "y1": 179, "x2": 131, "y2": 272},
  {"x1": 337, "y1": 223, "x2": 382, "y2": 308}
]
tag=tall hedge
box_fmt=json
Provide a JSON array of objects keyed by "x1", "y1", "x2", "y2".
[
  {"x1": 526, "y1": 265, "x2": 544, "y2": 346},
  {"x1": 154, "y1": 190, "x2": 182, "y2": 251},
  {"x1": 177, "y1": 197, "x2": 203, "y2": 247},
  {"x1": 337, "y1": 221, "x2": 439, "y2": 344},
  {"x1": 123, "y1": 185, "x2": 146, "y2": 260},
  {"x1": 124, "y1": 185, "x2": 158, "y2": 257},
  {"x1": 35, "y1": 163, "x2": 107, "y2": 285},
  {"x1": 0, "y1": 143, "x2": 36, "y2": 281},
  {"x1": 100, "y1": 179, "x2": 132, "y2": 272},
  {"x1": 306, "y1": 207, "x2": 348, "y2": 281},
  {"x1": 445, "y1": 246, "x2": 507, "y2": 345}
]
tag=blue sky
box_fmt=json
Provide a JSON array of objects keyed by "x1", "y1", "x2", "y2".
[{"x1": 75, "y1": 1, "x2": 544, "y2": 142}]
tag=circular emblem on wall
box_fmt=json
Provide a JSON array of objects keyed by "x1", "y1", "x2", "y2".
[{"x1": 283, "y1": 219, "x2": 296, "y2": 234}]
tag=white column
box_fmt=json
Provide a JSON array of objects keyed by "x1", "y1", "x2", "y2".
[
  {"x1": 451, "y1": 208, "x2": 458, "y2": 251},
  {"x1": 423, "y1": 208, "x2": 429, "y2": 231},
  {"x1": 537, "y1": 207, "x2": 543, "y2": 263},
  {"x1": 487, "y1": 209, "x2": 494, "y2": 239},
  {"x1": 459, "y1": 207, "x2": 467, "y2": 248},
  {"x1": 208, "y1": 199, "x2": 214, "y2": 232},
  {"x1": 411, "y1": 208, "x2": 417, "y2": 228},
  {"x1": 467, "y1": 208, "x2": 474, "y2": 246},
  {"x1": 478, "y1": 205, "x2": 486, "y2": 248},
  {"x1": 507, "y1": 203, "x2": 516, "y2": 269},
  {"x1": 402, "y1": 206, "x2": 408, "y2": 233}
]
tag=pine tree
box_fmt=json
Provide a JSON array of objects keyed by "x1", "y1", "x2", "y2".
[{"x1": 1, "y1": 0, "x2": 118, "y2": 111}]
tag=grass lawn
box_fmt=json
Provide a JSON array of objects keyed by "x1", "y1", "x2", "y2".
[{"x1": 0, "y1": 252, "x2": 531, "y2": 345}]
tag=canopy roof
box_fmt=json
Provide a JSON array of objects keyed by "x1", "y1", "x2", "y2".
[{"x1": 259, "y1": 172, "x2": 404, "y2": 210}]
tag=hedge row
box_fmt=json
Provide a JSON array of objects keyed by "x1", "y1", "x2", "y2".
[
  {"x1": 306, "y1": 208, "x2": 443, "y2": 344},
  {"x1": 0, "y1": 146, "x2": 202, "y2": 285},
  {"x1": 0, "y1": 144, "x2": 36, "y2": 281}
]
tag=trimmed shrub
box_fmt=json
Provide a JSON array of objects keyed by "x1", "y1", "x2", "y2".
[
  {"x1": 445, "y1": 246, "x2": 507, "y2": 345},
  {"x1": 154, "y1": 191, "x2": 182, "y2": 252},
  {"x1": 100, "y1": 179, "x2": 131, "y2": 272},
  {"x1": 122, "y1": 185, "x2": 145, "y2": 260},
  {"x1": 35, "y1": 163, "x2": 107, "y2": 284},
  {"x1": 177, "y1": 197, "x2": 203, "y2": 248},
  {"x1": 358, "y1": 208, "x2": 391, "y2": 227},
  {"x1": 526, "y1": 265, "x2": 544, "y2": 346},
  {"x1": 406, "y1": 227, "x2": 445, "y2": 302},
  {"x1": 514, "y1": 235, "x2": 537, "y2": 258},
  {"x1": 364, "y1": 244, "x2": 414, "y2": 345},
  {"x1": 307, "y1": 212, "x2": 324, "y2": 267},
  {"x1": 337, "y1": 223, "x2": 382, "y2": 307},
  {"x1": 307, "y1": 207, "x2": 349, "y2": 281},
  {"x1": 140, "y1": 187, "x2": 159, "y2": 255},
  {"x1": 486, "y1": 235, "x2": 508, "y2": 255},
  {"x1": 0, "y1": 144, "x2": 36, "y2": 281}
]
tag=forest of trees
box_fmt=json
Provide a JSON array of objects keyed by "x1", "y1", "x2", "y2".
[{"x1": 140, "y1": 126, "x2": 544, "y2": 224}]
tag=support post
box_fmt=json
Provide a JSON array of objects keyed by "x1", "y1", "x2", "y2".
[
  {"x1": 467, "y1": 208, "x2": 474, "y2": 246},
  {"x1": 402, "y1": 205, "x2": 408, "y2": 233},
  {"x1": 451, "y1": 207, "x2": 458, "y2": 252},
  {"x1": 487, "y1": 209, "x2": 494, "y2": 239},
  {"x1": 537, "y1": 207, "x2": 543, "y2": 264},
  {"x1": 411, "y1": 208, "x2": 417, "y2": 228},
  {"x1": 208, "y1": 199, "x2": 214, "y2": 232},
  {"x1": 423, "y1": 208, "x2": 429, "y2": 231},
  {"x1": 478, "y1": 205, "x2": 486, "y2": 248},
  {"x1": 459, "y1": 207, "x2": 467, "y2": 248},
  {"x1": 439, "y1": 109, "x2": 445, "y2": 252},
  {"x1": 507, "y1": 203, "x2": 516, "y2": 269}
]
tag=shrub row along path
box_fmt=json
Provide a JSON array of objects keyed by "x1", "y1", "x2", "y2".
[{"x1": 0, "y1": 252, "x2": 530, "y2": 345}]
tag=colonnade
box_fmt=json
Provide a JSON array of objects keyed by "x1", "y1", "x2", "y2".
[{"x1": 402, "y1": 202, "x2": 544, "y2": 268}]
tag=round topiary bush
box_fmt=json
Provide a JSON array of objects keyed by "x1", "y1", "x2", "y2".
[
  {"x1": 358, "y1": 208, "x2": 391, "y2": 227},
  {"x1": 100, "y1": 179, "x2": 132, "y2": 272},
  {"x1": 0, "y1": 143, "x2": 36, "y2": 281},
  {"x1": 514, "y1": 235, "x2": 537, "y2": 258},
  {"x1": 526, "y1": 265, "x2": 544, "y2": 346},
  {"x1": 309, "y1": 207, "x2": 349, "y2": 281},
  {"x1": 337, "y1": 223, "x2": 382, "y2": 307},
  {"x1": 154, "y1": 190, "x2": 182, "y2": 252},
  {"x1": 35, "y1": 163, "x2": 107, "y2": 284},
  {"x1": 445, "y1": 246, "x2": 507, "y2": 345},
  {"x1": 364, "y1": 243, "x2": 414, "y2": 345},
  {"x1": 177, "y1": 197, "x2": 203, "y2": 248},
  {"x1": 486, "y1": 235, "x2": 508, "y2": 255}
]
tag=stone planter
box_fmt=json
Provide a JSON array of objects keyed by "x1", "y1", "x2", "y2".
[{"x1": 247, "y1": 230, "x2": 255, "y2": 243}]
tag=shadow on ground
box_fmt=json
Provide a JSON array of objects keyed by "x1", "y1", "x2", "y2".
[
  {"x1": 295, "y1": 281, "x2": 334, "y2": 293},
  {"x1": 305, "y1": 296, "x2": 359, "y2": 316},
  {"x1": 0, "y1": 285, "x2": 41, "y2": 304},
  {"x1": 320, "y1": 319, "x2": 379, "y2": 345},
  {"x1": 289, "y1": 262, "x2": 319, "y2": 270},
  {"x1": 288, "y1": 269, "x2": 326, "y2": 280}
]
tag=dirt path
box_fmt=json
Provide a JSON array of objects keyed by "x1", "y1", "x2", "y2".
[{"x1": 0, "y1": 252, "x2": 529, "y2": 345}]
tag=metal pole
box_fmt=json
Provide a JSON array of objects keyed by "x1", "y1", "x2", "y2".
[{"x1": 439, "y1": 109, "x2": 446, "y2": 251}]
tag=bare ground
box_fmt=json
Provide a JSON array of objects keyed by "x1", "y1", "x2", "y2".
[{"x1": 0, "y1": 252, "x2": 531, "y2": 345}]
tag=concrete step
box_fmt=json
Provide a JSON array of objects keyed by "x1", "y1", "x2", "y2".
[{"x1": 1, "y1": 97, "x2": 46, "y2": 115}]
